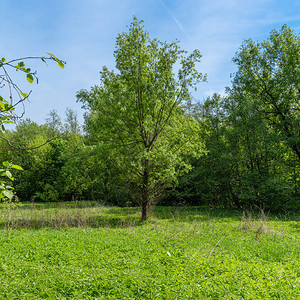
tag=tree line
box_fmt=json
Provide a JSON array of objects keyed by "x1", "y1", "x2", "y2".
[{"x1": 1, "y1": 19, "x2": 299, "y2": 220}]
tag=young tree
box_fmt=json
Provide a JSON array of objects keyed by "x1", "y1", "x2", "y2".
[{"x1": 77, "y1": 17, "x2": 206, "y2": 221}]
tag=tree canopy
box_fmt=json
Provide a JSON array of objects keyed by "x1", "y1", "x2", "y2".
[{"x1": 232, "y1": 25, "x2": 300, "y2": 162}]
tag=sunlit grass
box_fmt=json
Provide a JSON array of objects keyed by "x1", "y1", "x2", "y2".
[{"x1": 0, "y1": 202, "x2": 299, "y2": 299}]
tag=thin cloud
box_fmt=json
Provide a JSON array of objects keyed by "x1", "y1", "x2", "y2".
[{"x1": 158, "y1": 0, "x2": 189, "y2": 38}]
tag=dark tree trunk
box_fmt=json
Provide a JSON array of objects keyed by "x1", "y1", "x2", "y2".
[
  {"x1": 229, "y1": 184, "x2": 241, "y2": 209},
  {"x1": 141, "y1": 201, "x2": 148, "y2": 222},
  {"x1": 141, "y1": 158, "x2": 150, "y2": 222}
]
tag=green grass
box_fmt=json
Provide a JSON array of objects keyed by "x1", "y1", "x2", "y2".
[{"x1": 0, "y1": 202, "x2": 299, "y2": 299}]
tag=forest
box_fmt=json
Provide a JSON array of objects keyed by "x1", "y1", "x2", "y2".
[{"x1": 0, "y1": 18, "x2": 299, "y2": 299}]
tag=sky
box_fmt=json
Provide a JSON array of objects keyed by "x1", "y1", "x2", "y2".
[{"x1": 1, "y1": 0, "x2": 300, "y2": 127}]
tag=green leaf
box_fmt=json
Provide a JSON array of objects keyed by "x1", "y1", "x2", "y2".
[
  {"x1": 5, "y1": 170, "x2": 13, "y2": 179},
  {"x1": 21, "y1": 92, "x2": 29, "y2": 98},
  {"x1": 11, "y1": 164, "x2": 23, "y2": 170},
  {"x1": 17, "y1": 62, "x2": 25, "y2": 68},
  {"x1": 3, "y1": 190, "x2": 14, "y2": 199},
  {"x1": 57, "y1": 60, "x2": 65, "y2": 69},
  {"x1": 2, "y1": 161, "x2": 10, "y2": 167},
  {"x1": 26, "y1": 74, "x2": 34, "y2": 83}
]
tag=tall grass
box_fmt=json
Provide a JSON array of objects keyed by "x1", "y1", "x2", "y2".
[
  {"x1": 0, "y1": 201, "x2": 299, "y2": 231},
  {"x1": 0, "y1": 201, "x2": 142, "y2": 230}
]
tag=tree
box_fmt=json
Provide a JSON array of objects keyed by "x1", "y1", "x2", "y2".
[
  {"x1": 45, "y1": 109, "x2": 62, "y2": 136},
  {"x1": 64, "y1": 108, "x2": 80, "y2": 135},
  {"x1": 232, "y1": 25, "x2": 300, "y2": 162},
  {"x1": 223, "y1": 88, "x2": 293, "y2": 209},
  {"x1": 172, "y1": 88, "x2": 295, "y2": 210},
  {"x1": 164, "y1": 25, "x2": 300, "y2": 210},
  {"x1": 0, "y1": 54, "x2": 65, "y2": 201},
  {"x1": 77, "y1": 17, "x2": 206, "y2": 221}
]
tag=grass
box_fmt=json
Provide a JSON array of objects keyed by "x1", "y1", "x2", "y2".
[{"x1": 0, "y1": 202, "x2": 299, "y2": 299}]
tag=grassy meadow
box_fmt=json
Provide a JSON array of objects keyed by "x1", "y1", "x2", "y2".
[{"x1": 0, "y1": 202, "x2": 299, "y2": 299}]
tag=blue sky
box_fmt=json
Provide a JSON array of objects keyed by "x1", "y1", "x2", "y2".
[{"x1": 2, "y1": 0, "x2": 300, "y2": 126}]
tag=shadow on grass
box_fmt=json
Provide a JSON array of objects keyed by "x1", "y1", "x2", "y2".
[
  {"x1": 0, "y1": 201, "x2": 103, "y2": 211},
  {"x1": 104, "y1": 206, "x2": 141, "y2": 216},
  {"x1": 0, "y1": 206, "x2": 239, "y2": 230},
  {"x1": 0, "y1": 215, "x2": 142, "y2": 230},
  {"x1": 0, "y1": 203, "x2": 299, "y2": 230},
  {"x1": 153, "y1": 206, "x2": 243, "y2": 222}
]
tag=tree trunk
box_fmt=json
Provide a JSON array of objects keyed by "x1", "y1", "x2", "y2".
[
  {"x1": 229, "y1": 183, "x2": 241, "y2": 209},
  {"x1": 141, "y1": 158, "x2": 150, "y2": 222},
  {"x1": 141, "y1": 202, "x2": 148, "y2": 222}
]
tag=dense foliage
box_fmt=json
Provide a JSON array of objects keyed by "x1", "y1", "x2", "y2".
[
  {"x1": 1, "y1": 22, "x2": 299, "y2": 214},
  {"x1": 167, "y1": 26, "x2": 300, "y2": 210}
]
